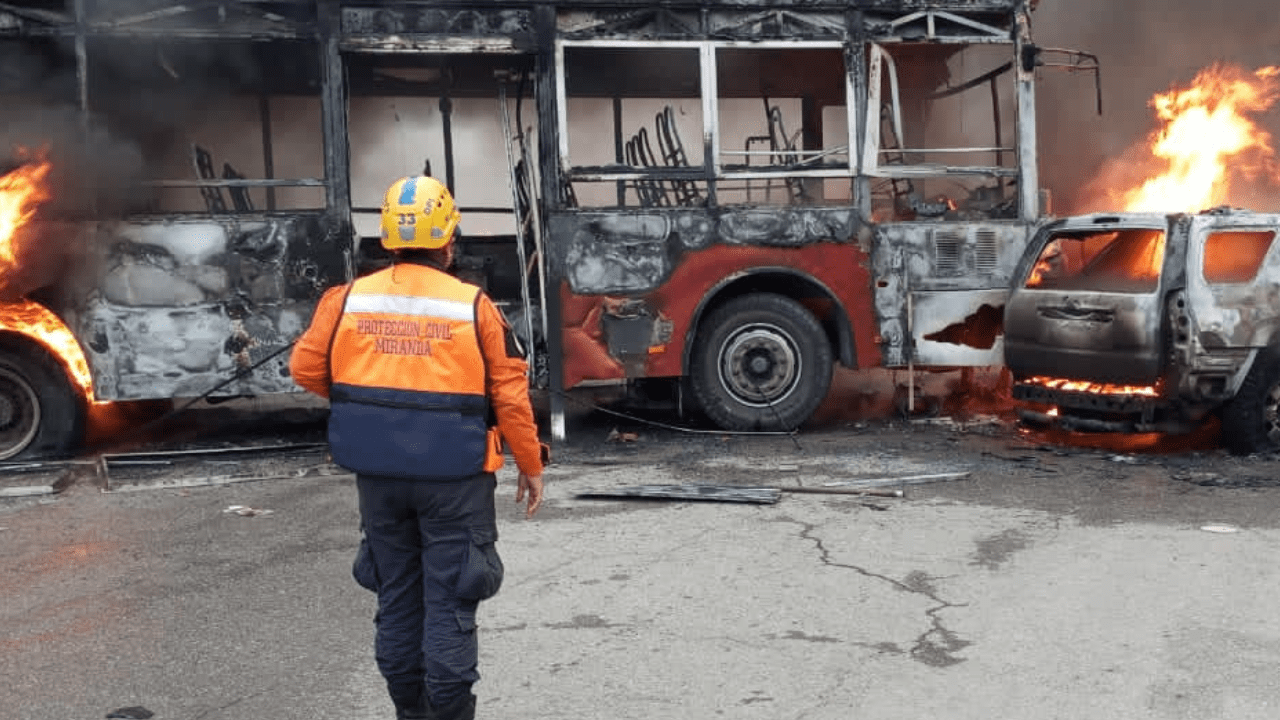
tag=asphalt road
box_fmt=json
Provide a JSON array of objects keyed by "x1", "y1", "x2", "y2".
[{"x1": 4, "y1": 410, "x2": 1280, "y2": 720}]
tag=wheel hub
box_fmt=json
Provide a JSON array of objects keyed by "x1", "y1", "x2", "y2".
[
  {"x1": 720, "y1": 326, "x2": 798, "y2": 405},
  {"x1": 0, "y1": 367, "x2": 41, "y2": 460}
]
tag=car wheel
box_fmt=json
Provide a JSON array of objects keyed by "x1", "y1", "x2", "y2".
[
  {"x1": 1221, "y1": 348, "x2": 1280, "y2": 455},
  {"x1": 690, "y1": 293, "x2": 833, "y2": 431},
  {"x1": 0, "y1": 338, "x2": 86, "y2": 460}
]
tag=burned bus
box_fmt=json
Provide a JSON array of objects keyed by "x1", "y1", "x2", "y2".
[{"x1": 0, "y1": 0, "x2": 1092, "y2": 458}]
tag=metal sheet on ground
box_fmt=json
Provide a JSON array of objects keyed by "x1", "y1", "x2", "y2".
[{"x1": 576, "y1": 484, "x2": 782, "y2": 504}]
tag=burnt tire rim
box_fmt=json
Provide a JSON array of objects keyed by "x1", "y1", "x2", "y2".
[
  {"x1": 717, "y1": 323, "x2": 800, "y2": 407},
  {"x1": 0, "y1": 364, "x2": 40, "y2": 461}
]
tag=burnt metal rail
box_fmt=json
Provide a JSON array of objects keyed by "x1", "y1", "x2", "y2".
[
  {"x1": 101, "y1": 442, "x2": 346, "y2": 492},
  {"x1": 0, "y1": 460, "x2": 95, "y2": 497}
]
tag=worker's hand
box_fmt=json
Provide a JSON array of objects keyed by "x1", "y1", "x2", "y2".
[{"x1": 516, "y1": 472, "x2": 544, "y2": 518}]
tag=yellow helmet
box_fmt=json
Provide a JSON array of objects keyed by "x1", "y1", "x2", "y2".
[{"x1": 380, "y1": 176, "x2": 461, "y2": 251}]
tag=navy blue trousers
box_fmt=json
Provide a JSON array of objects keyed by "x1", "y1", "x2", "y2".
[{"x1": 357, "y1": 472, "x2": 501, "y2": 714}]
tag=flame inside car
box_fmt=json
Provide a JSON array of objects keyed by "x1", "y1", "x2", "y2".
[
  {"x1": 1023, "y1": 376, "x2": 1159, "y2": 398},
  {"x1": 1010, "y1": 63, "x2": 1280, "y2": 451},
  {"x1": 1025, "y1": 229, "x2": 1165, "y2": 293}
]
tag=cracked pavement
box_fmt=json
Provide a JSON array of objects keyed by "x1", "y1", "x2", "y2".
[{"x1": 5, "y1": 414, "x2": 1280, "y2": 719}]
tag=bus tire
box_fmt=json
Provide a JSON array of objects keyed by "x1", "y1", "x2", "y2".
[
  {"x1": 690, "y1": 293, "x2": 833, "y2": 431},
  {"x1": 0, "y1": 338, "x2": 86, "y2": 461},
  {"x1": 1221, "y1": 348, "x2": 1280, "y2": 455}
]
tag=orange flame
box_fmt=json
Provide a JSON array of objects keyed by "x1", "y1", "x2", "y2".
[
  {"x1": 0, "y1": 298, "x2": 95, "y2": 397},
  {"x1": 1119, "y1": 64, "x2": 1280, "y2": 213},
  {"x1": 0, "y1": 149, "x2": 52, "y2": 271},
  {"x1": 1026, "y1": 375, "x2": 1158, "y2": 398},
  {"x1": 0, "y1": 150, "x2": 96, "y2": 400}
]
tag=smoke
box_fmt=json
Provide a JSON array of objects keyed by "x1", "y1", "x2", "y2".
[
  {"x1": 0, "y1": 47, "x2": 142, "y2": 301},
  {"x1": 0, "y1": 38, "x2": 149, "y2": 220},
  {"x1": 1, "y1": 105, "x2": 147, "y2": 217},
  {"x1": 1034, "y1": 0, "x2": 1280, "y2": 213},
  {"x1": 0, "y1": 27, "x2": 274, "y2": 301},
  {"x1": 0, "y1": 8, "x2": 284, "y2": 216}
]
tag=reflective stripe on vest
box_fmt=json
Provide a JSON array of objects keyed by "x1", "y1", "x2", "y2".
[
  {"x1": 343, "y1": 293, "x2": 476, "y2": 321},
  {"x1": 326, "y1": 265, "x2": 489, "y2": 480}
]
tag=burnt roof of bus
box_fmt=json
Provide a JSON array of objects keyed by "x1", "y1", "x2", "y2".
[{"x1": 1, "y1": 0, "x2": 1027, "y2": 41}]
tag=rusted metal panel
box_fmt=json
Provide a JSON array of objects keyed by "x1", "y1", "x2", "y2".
[
  {"x1": 73, "y1": 214, "x2": 347, "y2": 402},
  {"x1": 320, "y1": 0, "x2": 352, "y2": 232},
  {"x1": 342, "y1": 5, "x2": 533, "y2": 35},
  {"x1": 340, "y1": 4, "x2": 533, "y2": 51},
  {"x1": 872, "y1": 221, "x2": 1030, "y2": 366},
  {"x1": 550, "y1": 208, "x2": 879, "y2": 388},
  {"x1": 650, "y1": 242, "x2": 879, "y2": 375},
  {"x1": 2, "y1": 0, "x2": 1026, "y2": 42},
  {"x1": 2, "y1": 0, "x2": 314, "y2": 38},
  {"x1": 560, "y1": 8, "x2": 850, "y2": 41},
  {"x1": 1004, "y1": 283, "x2": 1165, "y2": 386},
  {"x1": 549, "y1": 206, "x2": 861, "y2": 296},
  {"x1": 533, "y1": 2, "x2": 569, "y2": 440},
  {"x1": 1186, "y1": 213, "x2": 1280, "y2": 351},
  {"x1": 380, "y1": 1, "x2": 1020, "y2": 8},
  {"x1": 555, "y1": 0, "x2": 1023, "y2": 44},
  {"x1": 559, "y1": 287, "x2": 673, "y2": 384},
  {"x1": 1004, "y1": 215, "x2": 1174, "y2": 386},
  {"x1": 1001, "y1": 210, "x2": 1280, "y2": 437},
  {"x1": 339, "y1": 35, "x2": 527, "y2": 53},
  {"x1": 1013, "y1": 5, "x2": 1038, "y2": 220},
  {"x1": 912, "y1": 290, "x2": 1006, "y2": 365},
  {"x1": 551, "y1": 0, "x2": 1021, "y2": 10}
]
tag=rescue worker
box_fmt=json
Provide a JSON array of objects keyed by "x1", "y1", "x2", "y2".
[{"x1": 290, "y1": 175, "x2": 545, "y2": 720}]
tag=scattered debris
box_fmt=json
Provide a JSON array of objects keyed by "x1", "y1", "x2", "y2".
[
  {"x1": 913, "y1": 415, "x2": 1006, "y2": 432},
  {"x1": 0, "y1": 485, "x2": 55, "y2": 498},
  {"x1": 822, "y1": 471, "x2": 971, "y2": 489},
  {"x1": 0, "y1": 459, "x2": 93, "y2": 498},
  {"x1": 606, "y1": 428, "x2": 640, "y2": 443},
  {"x1": 101, "y1": 443, "x2": 333, "y2": 492},
  {"x1": 1200, "y1": 524, "x2": 1240, "y2": 534},
  {"x1": 1172, "y1": 471, "x2": 1280, "y2": 489},
  {"x1": 106, "y1": 707, "x2": 154, "y2": 720},
  {"x1": 223, "y1": 505, "x2": 274, "y2": 517}
]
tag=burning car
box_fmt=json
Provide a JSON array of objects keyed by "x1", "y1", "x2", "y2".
[{"x1": 1004, "y1": 208, "x2": 1280, "y2": 454}]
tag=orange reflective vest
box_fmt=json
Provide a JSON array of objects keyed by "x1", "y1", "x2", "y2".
[{"x1": 326, "y1": 264, "x2": 491, "y2": 480}]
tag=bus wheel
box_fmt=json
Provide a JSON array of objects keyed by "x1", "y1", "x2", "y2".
[
  {"x1": 1221, "y1": 347, "x2": 1280, "y2": 455},
  {"x1": 0, "y1": 339, "x2": 86, "y2": 461},
  {"x1": 690, "y1": 293, "x2": 833, "y2": 431}
]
